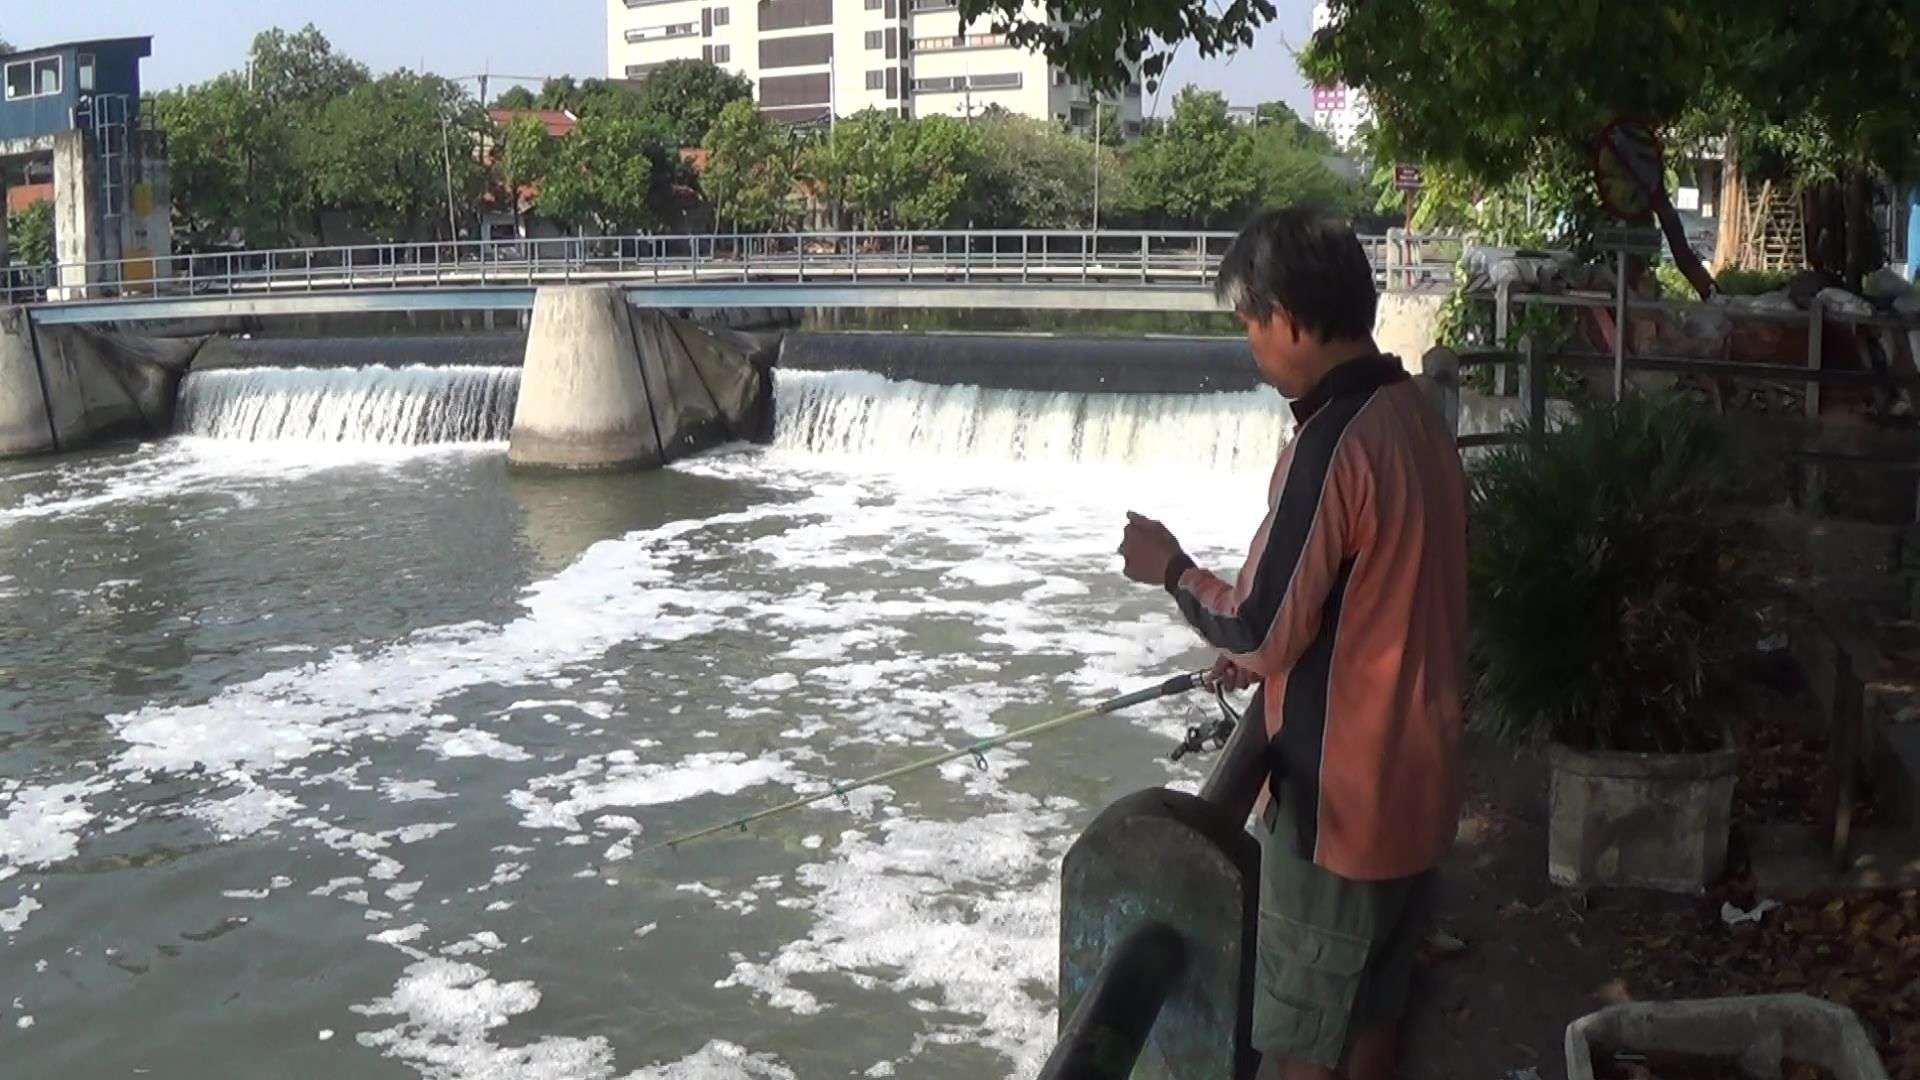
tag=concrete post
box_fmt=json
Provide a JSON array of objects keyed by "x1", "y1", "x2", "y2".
[
  {"x1": 509, "y1": 284, "x2": 665, "y2": 470},
  {"x1": 51, "y1": 131, "x2": 101, "y2": 301}
]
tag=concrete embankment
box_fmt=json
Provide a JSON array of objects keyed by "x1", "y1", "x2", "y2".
[{"x1": 1, "y1": 307, "x2": 202, "y2": 458}]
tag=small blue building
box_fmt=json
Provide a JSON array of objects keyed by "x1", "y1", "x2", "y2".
[
  {"x1": 1, "y1": 36, "x2": 151, "y2": 143},
  {"x1": 0, "y1": 36, "x2": 168, "y2": 296}
]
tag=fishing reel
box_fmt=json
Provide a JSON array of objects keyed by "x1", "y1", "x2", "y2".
[{"x1": 1169, "y1": 683, "x2": 1241, "y2": 761}]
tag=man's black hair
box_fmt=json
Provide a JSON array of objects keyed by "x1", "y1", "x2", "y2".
[{"x1": 1215, "y1": 207, "x2": 1378, "y2": 343}]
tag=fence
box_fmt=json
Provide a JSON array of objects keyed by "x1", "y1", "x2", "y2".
[
  {"x1": 3, "y1": 228, "x2": 1460, "y2": 307},
  {"x1": 1426, "y1": 284, "x2": 1920, "y2": 520}
]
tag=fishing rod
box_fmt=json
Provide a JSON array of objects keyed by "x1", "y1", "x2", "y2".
[{"x1": 640, "y1": 669, "x2": 1214, "y2": 857}]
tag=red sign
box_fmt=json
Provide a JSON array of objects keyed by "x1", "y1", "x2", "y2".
[
  {"x1": 1593, "y1": 117, "x2": 1664, "y2": 222},
  {"x1": 1393, "y1": 164, "x2": 1424, "y2": 191}
]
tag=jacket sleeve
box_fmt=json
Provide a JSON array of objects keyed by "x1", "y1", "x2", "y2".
[{"x1": 1164, "y1": 437, "x2": 1366, "y2": 678}]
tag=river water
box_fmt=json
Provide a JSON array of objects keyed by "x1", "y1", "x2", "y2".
[{"x1": 0, "y1": 361, "x2": 1295, "y2": 1078}]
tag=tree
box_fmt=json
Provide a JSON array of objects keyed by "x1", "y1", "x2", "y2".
[
  {"x1": 797, "y1": 111, "x2": 985, "y2": 229},
  {"x1": 956, "y1": 0, "x2": 1274, "y2": 93},
  {"x1": 304, "y1": 71, "x2": 489, "y2": 240},
  {"x1": 497, "y1": 114, "x2": 557, "y2": 234},
  {"x1": 494, "y1": 85, "x2": 538, "y2": 110},
  {"x1": 632, "y1": 60, "x2": 753, "y2": 148},
  {"x1": 1254, "y1": 100, "x2": 1336, "y2": 155},
  {"x1": 0, "y1": 36, "x2": 12, "y2": 57},
  {"x1": 1248, "y1": 125, "x2": 1362, "y2": 217},
  {"x1": 536, "y1": 77, "x2": 579, "y2": 112},
  {"x1": 247, "y1": 25, "x2": 369, "y2": 111},
  {"x1": 536, "y1": 114, "x2": 659, "y2": 234},
  {"x1": 702, "y1": 99, "x2": 795, "y2": 232},
  {"x1": 972, "y1": 115, "x2": 1112, "y2": 228},
  {"x1": 1121, "y1": 88, "x2": 1258, "y2": 227},
  {"x1": 7, "y1": 201, "x2": 53, "y2": 267},
  {"x1": 1301, "y1": 1, "x2": 1920, "y2": 296}
]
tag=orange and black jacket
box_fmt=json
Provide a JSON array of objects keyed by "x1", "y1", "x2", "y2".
[{"x1": 1165, "y1": 354, "x2": 1468, "y2": 881}]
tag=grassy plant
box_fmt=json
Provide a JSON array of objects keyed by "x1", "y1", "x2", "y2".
[{"x1": 1468, "y1": 394, "x2": 1741, "y2": 753}]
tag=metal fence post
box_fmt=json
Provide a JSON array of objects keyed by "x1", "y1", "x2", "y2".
[
  {"x1": 1613, "y1": 249, "x2": 1629, "y2": 401},
  {"x1": 1493, "y1": 282, "x2": 1512, "y2": 396},
  {"x1": 1805, "y1": 298, "x2": 1825, "y2": 419},
  {"x1": 1524, "y1": 335, "x2": 1547, "y2": 448},
  {"x1": 1140, "y1": 234, "x2": 1149, "y2": 284}
]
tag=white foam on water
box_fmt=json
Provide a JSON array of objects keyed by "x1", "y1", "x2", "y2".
[
  {"x1": 191, "y1": 781, "x2": 304, "y2": 840},
  {"x1": 1, "y1": 896, "x2": 43, "y2": 934},
  {"x1": 508, "y1": 752, "x2": 801, "y2": 833},
  {"x1": 423, "y1": 729, "x2": 531, "y2": 763},
  {"x1": 0, "y1": 780, "x2": 109, "y2": 873},
  {"x1": 352, "y1": 958, "x2": 617, "y2": 1080}
]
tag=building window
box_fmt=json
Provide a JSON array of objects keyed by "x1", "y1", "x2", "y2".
[
  {"x1": 77, "y1": 54, "x2": 95, "y2": 92},
  {"x1": 968, "y1": 72, "x2": 1021, "y2": 90},
  {"x1": 865, "y1": 0, "x2": 883, "y2": 8},
  {"x1": 865, "y1": 70, "x2": 885, "y2": 91},
  {"x1": 626, "y1": 21, "x2": 700, "y2": 42},
  {"x1": 865, "y1": 30, "x2": 884, "y2": 49},
  {"x1": 711, "y1": 44, "x2": 731, "y2": 63},
  {"x1": 1051, "y1": 68, "x2": 1068, "y2": 87},
  {"x1": 912, "y1": 32, "x2": 1008, "y2": 52},
  {"x1": 712, "y1": 7, "x2": 730, "y2": 25},
  {"x1": 4, "y1": 56, "x2": 61, "y2": 101},
  {"x1": 911, "y1": 76, "x2": 959, "y2": 93},
  {"x1": 909, "y1": 0, "x2": 956, "y2": 9}
]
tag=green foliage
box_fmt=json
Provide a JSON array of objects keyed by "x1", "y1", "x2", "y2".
[
  {"x1": 1122, "y1": 89, "x2": 1257, "y2": 227},
  {"x1": 797, "y1": 110, "x2": 986, "y2": 230},
  {"x1": 247, "y1": 25, "x2": 369, "y2": 110},
  {"x1": 1715, "y1": 268, "x2": 1794, "y2": 296},
  {"x1": 632, "y1": 61, "x2": 752, "y2": 148},
  {"x1": 304, "y1": 71, "x2": 489, "y2": 241},
  {"x1": 493, "y1": 85, "x2": 538, "y2": 110},
  {"x1": 537, "y1": 114, "x2": 658, "y2": 234},
  {"x1": 970, "y1": 114, "x2": 1113, "y2": 228},
  {"x1": 1121, "y1": 87, "x2": 1361, "y2": 227},
  {"x1": 955, "y1": 0, "x2": 1274, "y2": 94},
  {"x1": 1468, "y1": 395, "x2": 1741, "y2": 753},
  {"x1": 498, "y1": 115, "x2": 558, "y2": 221},
  {"x1": 702, "y1": 99, "x2": 797, "y2": 231},
  {"x1": 0, "y1": 36, "x2": 12, "y2": 57},
  {"x1": 7, "y1": 200, "x2": 53, "y2": 267}
]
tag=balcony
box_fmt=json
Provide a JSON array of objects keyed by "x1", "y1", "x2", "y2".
[
  {"x1": 625, "y1": 22, "x2": 699, "y2": 42},
  {"x1": 911, "y1": 32, "x2": 1010, "y2": 52}
]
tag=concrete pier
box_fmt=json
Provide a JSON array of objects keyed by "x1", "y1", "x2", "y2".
[
  {"x1": 510, "y1": 285, "x2": 663, "y2": 470},
  {"x1": 508, "y1": 284, "x2": 772, "y2": 471},
  {"x1": 0, "y1": 307, "x2": 200, "y2": 458}
]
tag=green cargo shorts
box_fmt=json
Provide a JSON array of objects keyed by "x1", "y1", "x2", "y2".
[{"x1": 1251, "y1": 791, "x2": 1435, "y2": 1069}]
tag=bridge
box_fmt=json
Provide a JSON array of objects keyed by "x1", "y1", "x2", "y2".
[{"x1": 8, "y1": 229, "x2": 1456, "y2": 326}]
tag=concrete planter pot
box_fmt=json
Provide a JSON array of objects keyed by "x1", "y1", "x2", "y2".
[
  {"x1": 1547, "y1": 735, "x2": 1738, "y2": 893},
  {"x1": 1566, "y1": 994, "x2": 1889, "y2": 1080}
]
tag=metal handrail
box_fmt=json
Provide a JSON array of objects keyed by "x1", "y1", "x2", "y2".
[{"x1": 4, "y1": 229, "x2": 1458, "y2": 306}]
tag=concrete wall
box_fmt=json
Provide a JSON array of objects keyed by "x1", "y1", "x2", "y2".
[
  {"x1": 1375, "y1": 289, "x2": 1447, "y2": 365},
  {"x1": 0, "y1": 306, "x2": 200, "y2": 458},
  {"x1": 779, "y1": 331, "x2": 1257, "y2": 393}
]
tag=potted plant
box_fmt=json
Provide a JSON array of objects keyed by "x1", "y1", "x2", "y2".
[{"x1": 1469, "y1": 393, "x2": 1743, "y2": 893}]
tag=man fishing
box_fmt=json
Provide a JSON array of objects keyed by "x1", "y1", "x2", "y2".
[{"x1": 1118, "y1": 208, "x2": 1467, "y2": 1080}]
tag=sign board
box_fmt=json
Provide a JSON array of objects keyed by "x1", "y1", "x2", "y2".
[
  {"x1": 1593, "y1": 117, "x2": 1664, "y2": 221},
  {"x1": 1393, "y1": 164, "x2": 1424, "y2": 191},
  {"x1": 1595, "y1": 224, "x2": 1664, "y2": 256}
]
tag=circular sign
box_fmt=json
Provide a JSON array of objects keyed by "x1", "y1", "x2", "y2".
[{"x1": 1593, "y1": 118, "x2": 1664, "y2": 221}]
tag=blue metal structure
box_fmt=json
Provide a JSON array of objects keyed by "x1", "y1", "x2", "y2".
[{"x1": 0, "y1": 37, "x2": 150, "y2": 142}]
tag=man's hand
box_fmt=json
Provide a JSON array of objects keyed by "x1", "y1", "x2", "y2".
[
  {"x1": 1118, "y1": 511, "x2": 1184, "y2": 586},
  {"x1": 1202, "y1": 654, "x2": 1258, "y2": 692}
]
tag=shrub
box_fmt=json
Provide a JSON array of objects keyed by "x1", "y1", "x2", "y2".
[{"x1": 1468, "y1": 394, "x2": 1741, "y2": 753}]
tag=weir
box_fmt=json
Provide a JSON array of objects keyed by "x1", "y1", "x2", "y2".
[{"x1": 175, "y1": 365, "x2": 520, "y2": 445}]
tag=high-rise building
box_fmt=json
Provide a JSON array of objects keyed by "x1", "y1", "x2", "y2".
[
  {"x1": 605, "y1": 0, "x2": 1142, "y2": 133},
  {"x1": 1307, "y1": 2, "x2": 1370, "y2": 150}
]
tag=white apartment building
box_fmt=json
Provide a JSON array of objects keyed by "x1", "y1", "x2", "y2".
[
  {"x1": 605, "y1": 0, "x2": 1142, "y2": 133},
  {"x1": 1307, "y1": 2, "x2": 1370, "y2": 150}
]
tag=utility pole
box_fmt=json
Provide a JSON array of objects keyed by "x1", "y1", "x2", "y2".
[
  {"x1": 441, "y1": 115, "x2": 459, "y2": 240},
  {"x1": 1091, "y1": 88, "x2": 1102, "y2": 232}
]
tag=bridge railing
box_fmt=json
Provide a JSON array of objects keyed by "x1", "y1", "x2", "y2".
[{"x1": 3, "y1": 229, "x2": 1457, "y2": 306}]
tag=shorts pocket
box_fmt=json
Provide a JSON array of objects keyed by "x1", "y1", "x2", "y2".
[{"x1": 1253, "y1": 915, "x2": 1371, "y2": 1066}]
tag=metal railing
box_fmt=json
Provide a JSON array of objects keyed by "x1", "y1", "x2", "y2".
[
  {"x1": 1427, "y1": 285, "x2": 1920, "y2": 520},
  {"x1": 4, "y1": 228, "x2": 1459, "y2": 307}
]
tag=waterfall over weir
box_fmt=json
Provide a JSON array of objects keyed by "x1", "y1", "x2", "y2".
[
  {"x1": 772, "y1": 369, "x2": 1295, "y2": 474},
  {"x1": 175, "y1": 365, "x2": 521, "y2": 445}
]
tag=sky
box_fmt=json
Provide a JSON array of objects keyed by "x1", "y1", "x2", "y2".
[{"x1": 0, "y1": 1, "x2": 1313, "y2": 115}]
